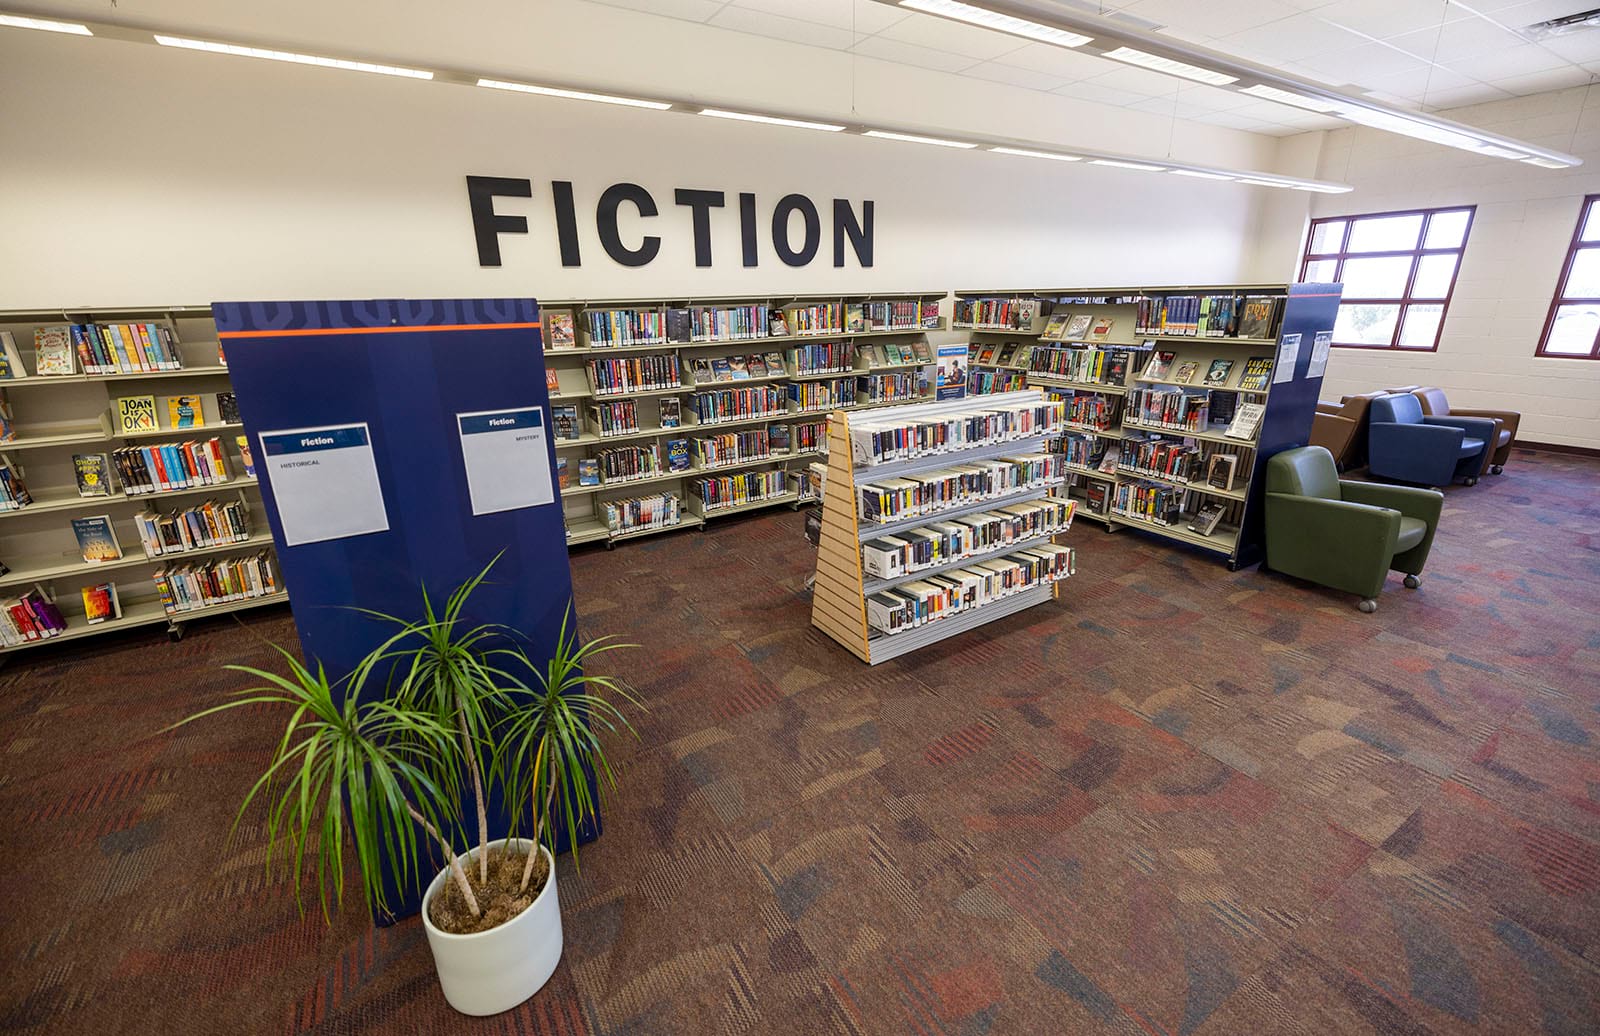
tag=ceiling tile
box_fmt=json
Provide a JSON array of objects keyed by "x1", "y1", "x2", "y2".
[
  {"x1": 1051, "y1": 80, "x2": 1160, "y2": 108},
  {"x1": 1163, "y1": 83, "x2": 1259, "y2": 112},
  {"x1": 1078, "y1": 63, "x2": 1195, "y2": 98},
  {"x1": 848, "y1": 35, "x2": 982, "y2": 73},
  {"x1": 1198, "y1": 110, "x2": 1298, "y2": 133},
  {"x1": 1120, "y1": 0, "x2": 1309, "y2": 41},
  {"x1": 1311, "y1": 0, "x2": 1475, "y2": 39},
  {"x1": 991, "y1": 41, "x2": 1113, "y2": 81},
  {"x1": 1422, "y1": 84, "x2": 1518, "y2": 109},
  {"x1": 1493, "y1": 65, "x2": 1596, "y2": 94},
  {"x1": 1215, "y1": 12, "x2": 1364, "y2": 62},
  {"x1": 1444, "y1": 41, "x2": 1573, "y2": 80},
  {"x1": 1524, "y1": 30, "x2": 1600, "y2": 64},
  {"x1": 708, "y1": 6, "x2": 859, "y2": 50},
  {"x1": 591, "y1": 0, "x2": 725, "y2": 22},
  {"x1": 873, "y1": 11, "x2": 1037, "y2": 60},
  {"x1": 960, "y1": 61, "x2": 1070, "y2": 92},
  {"x1": 1355, "y1": 65, "x2": 1482, "y2": 103},
  {"x1": 1491, "y1": 0, "x2": 1600, "y2": 30},
  {"x1": 727, "y1": 0, "x2": 911, "y2": 35},
  {"x1": 1386, "y1": 16, "x2": 1527, "y2": 64},
  {"x1": 1295, "y1": 42, "x2": 1430, "y2": 83}
]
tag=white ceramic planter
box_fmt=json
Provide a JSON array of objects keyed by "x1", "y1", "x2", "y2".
[{"x1": 421, "y1": 838, "x2": 563, "y2": 1016}]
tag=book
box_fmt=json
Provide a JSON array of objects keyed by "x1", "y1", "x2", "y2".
[
  {"x1": 0, "y1": 332, "x2": 24, "y2": 380},
  {"x1": 1172, "y1": 361, "x2": 1198, "y2": 385},
  {"x1": 115, "y1": 395, "x2": 158, "y2": 434},
  {"x1": 1063, "y1": 315, "x2": 1093, "y2": 341},
  {"x1": 658, "y1": 397, "x2": 681, "y2": 428},
  {"x1": 81, "y1": 582, "x2": 122, "y2": 624},
  {"x1": 747, "y1": 354, "x2": 769, "y2": 378},
  {"x1": 217, "y1": 391, "x2": 240, "y2": 423},
  {"x1": 976, "y1": 344, "x2": 997, "y2": 365},
  {"x1": 72, "y1": 515, "x2": 123, "y2": 563},
  {"x1": 728, "y1": 356, "x2": 750, "y2": 380},
  {"x1": 911, "y1": 340, "x2": 933, "y2": 363},
  {"x1": 1224, "y1": 402, "x2": 1266, "y2": 440},
  {"x1": 1104, "y1": 351, "x2": 1129, "y2": 386},
  {"x1": 552, "y1": 405, "x2": 581, "y2": 440},
  {"x1": 769, "y1": 422, "x2": 791, "y2": 452},
  {"x1": 997, "y1": 344, "x2": 1019, "y2": 367},
  {"x1": 34, "y1": 326, "x2": 76, "y2": 376},
  {"x1": 1237, "y1": 296, "x2": 1280, "y2": 339},
  {"x1": 1203, "y1": 359, "x2": 1234, "y2": 387},
  {"x1": 577, "y1": 459, "x2": 600, "y2": 486},
  {"x1": 1086, "y1": 482, "x2": 1109, "y2": 514},
  {"x1": 666, "y1": 438, "x2": 690, "y2": 471},
  {"x1": 770, "y1": 314, "x2": 789, "y2": 336},
  {"x1": 1090, "y1": 318, "x2": 1114, "y2": 340},
  {"x1": 1238, "y1": 357, "x2": 1274, "y2": 392},
  {"x1": 846, "y1": 303, "x2": 867, "y2": 332},
  {"x1": 1189, "y1": 502, "x2": 1228, "y2": 536},
  {"x1": 237, "y1": 435, "x2": 255, "y2": 478},
  {"x1": 665, "y1": 308, "x2": 692, "y2": 343},
  {"x1": 167, "y1": 395, "x2": 202, "y2": 428},
  {"x1": 711, "y1": 357, "x2": 734, "y2": 381},
  {"x1": 546, "y1": 310, "x2": 577, "y2": 349},
  {"x1": 765, "y1": 351, "x2": 786, "y2": 373},
  {"x1": 1042, "y1": 314, "x2": 1068, "y2": 339},
  {"x1": 1206, "y1": 453, "x2": 1238, "y2": 491},
  {"x1": 556, "y1": 457, "x2": 570, "y2": 490},
  {"x1": 546, "y1": 368, "x2": 560, "y2": 392},
  {"x1": 1142, "y1": 351, "x2": 1177, "y2": 381},
  {"x1": 73, "y1": 454, "x2": 111, "y2": 497}
]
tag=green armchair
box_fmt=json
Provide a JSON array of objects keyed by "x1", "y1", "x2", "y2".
[{"x1": 1264, "y1": 446, "x2": 1443, "y2": 613}]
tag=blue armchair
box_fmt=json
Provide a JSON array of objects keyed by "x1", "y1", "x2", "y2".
[{"x1": 1367, "y1": 392, "x2": 1494, "y2": 487}]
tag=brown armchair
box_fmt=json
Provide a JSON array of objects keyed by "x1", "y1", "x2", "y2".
[
  {"x1": 1410, "y1": 387, "x2": 1519, "y2": 475},
  {"x1": 1313, "y1": 391, "x2": 1383, "y2": 471}
]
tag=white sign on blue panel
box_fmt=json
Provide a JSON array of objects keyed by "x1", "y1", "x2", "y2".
[
  {"x1": 456, "y1": 406, "x2": 555, "y2": 516},
  {"x1": 259, "y1": 423, "x2": 390, "y2": 546}
]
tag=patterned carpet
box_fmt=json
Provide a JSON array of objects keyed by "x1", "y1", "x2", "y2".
[{"x1": 3, "y1": 448, "x2": 1599, "y2": 1035}]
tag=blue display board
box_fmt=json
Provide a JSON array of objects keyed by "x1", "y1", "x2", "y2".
[{"x1": 212, "y1": 298, "x2": 595, "y2": 917}]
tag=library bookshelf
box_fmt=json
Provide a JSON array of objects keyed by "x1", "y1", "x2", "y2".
[
  {"x1": 541, "y1": 292, "x2": 946, "y2": 547},
  {"x1": 954, "y1": 285, "x2": 1341, "y2": 570},
  {"x1": 810, "y1": 390, "x2": 1076, "y2": 665},
  {"x1": 0, "y1": 306, "x2": 281, "y2": 652}
]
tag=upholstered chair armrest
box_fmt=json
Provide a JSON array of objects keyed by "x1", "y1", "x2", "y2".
[
  {"x1": 1340, "y1": 480, "x2": 1443, "y2": 527},
  {"x1": 1316, "y1": 400, "x2": 1344, "y2": 415},
  {"x1": 1421, "y1": 415, "x2": 1498, "y2": 440},
  {"x1": 1370, "y1": 421, "x2": 1464, "y2": 447},
  {"x1": 1266, "y1": 494, "x2": 1401, "y2": 558},
  {"x1": 1449, "y1": 408, "x2": 1520, "y2": 437}
]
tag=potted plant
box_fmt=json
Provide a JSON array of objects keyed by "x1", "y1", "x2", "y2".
[{"x1": 175, "y1": 561, "x2": 639, "y2": 1016}]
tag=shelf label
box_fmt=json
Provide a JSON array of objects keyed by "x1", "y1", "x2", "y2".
[
  {"x1": 1273, "y1": 333, "x2": 1302, "y2": 385},
  {"x1": 259, "y1": 423, "x2": 390, "y2": 546},
  {"x1": 1307, "y1": 330, "x2": 1332, "y2": 379},
  {"x1": 456, "y1": 406, "x2": 555, "y2": 516}
]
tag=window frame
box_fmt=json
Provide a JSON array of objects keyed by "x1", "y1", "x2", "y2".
[
  {"x1": 1535, "y1": 193, "x2": 1600, "y2": 360},
  {"x1": 1300, "y1": 204, "x2": 1476, "y2": 352}
]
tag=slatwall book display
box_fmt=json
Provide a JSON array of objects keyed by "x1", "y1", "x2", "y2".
[
  {"x1": 810, "y1": 389, "x2": 1077, "y2": 665},
  {"x1": 958, "y1": 284, "x2": 1340, "y2": 569},
  {"x1": 540, "y1": 293, "x2": 946, "y2": 546},
  {"x1": 0, "y1": 306, "x2": 274, "y2": 651}
]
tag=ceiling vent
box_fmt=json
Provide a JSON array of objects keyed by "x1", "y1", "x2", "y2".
[{"x1": 1523, "y1": 7, "x2": 1600, "y2": 39}]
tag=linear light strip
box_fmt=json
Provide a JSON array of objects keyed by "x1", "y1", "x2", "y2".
[
  {"x1": 477, "y1": 78, "x2": 670, "y2": 109},
  {"x1": 0, "y1": 13, "x2": 91, "y2": 34},
  {"x1": 154, "y1": 34, "x2": 433, "y2": 79},
  {"x1": 898, "y1": 0, "x2": 1091, "y2": 48},
  {"x1": 1169, "y1": 169, "x2": 1233, "y2": 181},
  {"x1": 1091, "y1": 159, "x2": 1165, "y2": 171},
  {"x1": 864, "y1": 130, "x2": 979, "y2": 149},
  {"x1": 989, "y1": 147, "x2": 1082, "y2": 161},
  {"x1": 1102, "y1": 47, "x2": 1238, "y2": 86},
  {"x1": 699, "y1": 109, "x2": 846, "y2": 132}
]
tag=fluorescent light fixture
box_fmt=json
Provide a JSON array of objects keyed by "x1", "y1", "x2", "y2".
[
  {"x1": 1524, "y1": 156, "x2": 1571, "y2": 169},
  {"x1": 155, "y1": 35, "x2": 433, "y2": 79},
  {"x1": 1102, "y1": 47, "x2": 1237, "y2": 86},
  {"x1": 0, "y1": 13, "x2": 92, "y2": 35},
  {"x1": 989, "y1": 147, "x2": 1082, "y2": 162},
  {"x1": 899, "y1": 0, "x2": 1091, "y2": 48},
  {"x1": 1237, "y1": 178, "x2": 1296, "y2": 188},
  {"x1": 699, "y1": 109, "x2": 845, "y2": 131},
  {"x1": 477, "y1": 79, "x2": 669, "y2": 109},
  {"x1": 1471, "y1": 143, "x2": 1528, "y2": 160},
  {"x1": 1091, "y1": 159, "x2": 1164, "y2": 171},
  {"x1": 863, "y1": 130, "x2": 978, "y2": 149},
  {"x1": 1169, "y1": 169, "x2": 1233, "y2": 181},
  {"x1": 1238, "y1": 84, "x2": 1340, "y2": 114}
]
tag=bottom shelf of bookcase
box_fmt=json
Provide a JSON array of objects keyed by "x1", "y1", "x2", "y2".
[
  {"x1": 686, "y1": 491, "x2": 800, "y2": 519},
  {"x1": 864, "y1": 581, "x2": 1057, "y2": 665},
  {"x1": 1107, "y1": 512, "x2": 1240, "y2": 555},
  {"x1": 1, "y1": 591, "x2": 288, "y2": 653}
]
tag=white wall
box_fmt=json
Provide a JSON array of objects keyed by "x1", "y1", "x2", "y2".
[{"x1": 1249, "y1": 87, "x2": 1600, "y2": 450}]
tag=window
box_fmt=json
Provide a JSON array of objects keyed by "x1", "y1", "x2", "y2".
[
  {"x1": 1537, "y1": 194, "x2": 1600, "y2": 359},
  {"x1": 1300, "y1": 206, "x2": 1475, "y2": 351}
]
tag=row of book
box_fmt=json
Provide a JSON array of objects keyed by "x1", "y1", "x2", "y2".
[
  {"x1": 692, "y1": 429, "x2": 770, "y2": 468},
  {"x1": 22, "y1": 323, "x2": 186, "y2": 377},
  {"x1": 601, "y1": 491, "x2": 681, "y2": 534},
  {"x1": 112, "y1": 439, "x2": 233, "y2": 494},
  {"x1": 154, "y1": 551, "x2": 280, "y2": 613},
  {"x1": 1125, "y1": 388, "x2": 1209, "y2": 433},
  {"x1": 791, "y1": 341, "x2": 854, "y2": 375},
  {"x1": 861, "y1": 498, "x2": 1074, "y2": 579},
  {"x1": 848, "y1": 397, "x2": 1067, "y2": 467},
  {"x1": 859, "y1": 340, "x2": 932, "y2": 368},
  {"x1": 133, "y1": 498, "x2": 253, "y2": 557},
  {"x1": 857, "y1": 454, "x2": 1065, "y2": 525},
  {"x1": 595, "y1": 443, "x2": 663, "y2": 484},
  {"x1": 1029, "y1": 345, "x2": 1132, "y2": 386},
  {"x1": 690, "y1": 385, "x2": 786, "y2": 424},
  {"x1": 968, "y1": 341, "x2": 1035, "y2": 369},
  {"x1": 1, "y1": 587, "x2": 68, "y2": 644},
  {"x1": 1040, "y1": 313, "x2": 1116, "y2": 342},
  {"x1": 1134, "y1": 294, "x2": 1283, "y2": 340},
  {"x1": 1058, "y1": 432, "x2": 1107, "y2": 471},
  {"x1": 0, "y1": 454, "x2": 31, "y2": 511},
  {"x1": 788, "y1": 378, "x2": 854, "y2": 413},
  {"x1": 689, "y1": 469, "x2": 789, "y2": 511},
  {"x1": 1112, "y1": 481, "x2": 1185, "y2": 527},
  {"x1": 1061, "y1": 393, "x2": 1118, "y2": 431},
  {"x1": 967, "y1": 369, "x2": 1025, "y2": 396},
  {"x1": 1119, "y1": 437, "x2": 1201, "y2": 483},
  {"x1": 1142, "y1": 351, "x2": 1273, "y2": 391},
  {"x1": 689, "y1": 352, "x2": 787, "y2": 384},
  {"x1": 953, "y1": 297, "x2": 1039, "y2": 329},
  {"x1": 852, "y1": 300, "x2": 939, "y2": 331},
  {"x1": 789, "y1": 302, "x2": 845, "y2": 336},
  {"x1": 587, "y1": 354, "x2": 682, "y2": 396},
  {"x1": 794, "y1": 420, "x2": 827, "y2": 454},
  {"x1": 860, "y1": 371, "x2": 920, "y2": 404},
  {"x1": 681, "y1": 304, "x2": 770, "y2": 343},
  {"x1": 590, "y1": 399, "x2": 641, "y2": 437},
  {"x1": 583, "y1": 309, "x2": 669, "y2": 347},
  {"x1": 866, "y1": 544, "x2": 1073, "y2": 636}
]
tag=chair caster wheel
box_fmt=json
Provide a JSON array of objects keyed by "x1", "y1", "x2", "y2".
[
  {"x1": 1490, "y1": 465, "x2": 1503, "y2": 475},
  {"x1": 1358, "y1": 598, "x2": 1378, "y2": 614},
  {"x1": 1404, "y1": 575, "x2": 1420, "y2": 589},
  {"x1": 1464, "y1": 477, "x2": 1478, "y2": 486}
]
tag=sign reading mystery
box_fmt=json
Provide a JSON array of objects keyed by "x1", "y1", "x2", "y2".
[{"x1": 467, "y1": 176, "x2": 874, "y2": 270}]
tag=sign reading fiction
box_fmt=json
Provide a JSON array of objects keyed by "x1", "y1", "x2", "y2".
[{"x1": 467, "y1": 176, "x2": 874, "y2": 270}]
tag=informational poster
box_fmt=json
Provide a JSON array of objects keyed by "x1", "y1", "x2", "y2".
[
  {"x1": 456, "y1": 406, "x2": 555, "y2": 516},
  {"x1": 935, "y1": 342, "x2": 968, "y2": 401},
  {"x1": 1307, "y1": 330, "x2": 1333, "y2": 378},
  {"x1": 1273, "y1": 333, "x2": 1302, "y2": 385},
  {"x1": 259, "y1": 423, "x2": 390, "y2": 546}
]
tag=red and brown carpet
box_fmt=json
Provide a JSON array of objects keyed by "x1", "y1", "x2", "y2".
[{"x1": 3, "y1": 448, "x2": 1598, "y2": 1034}]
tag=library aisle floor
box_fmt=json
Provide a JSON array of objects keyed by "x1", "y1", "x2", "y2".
[{"x1": 4, "y1": 450, "x2": 1599, "y2": 1035}]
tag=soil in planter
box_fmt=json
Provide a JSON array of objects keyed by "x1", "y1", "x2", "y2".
[{"x1": 429, "y1": 845, "x2": 551, "y2": 936}]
